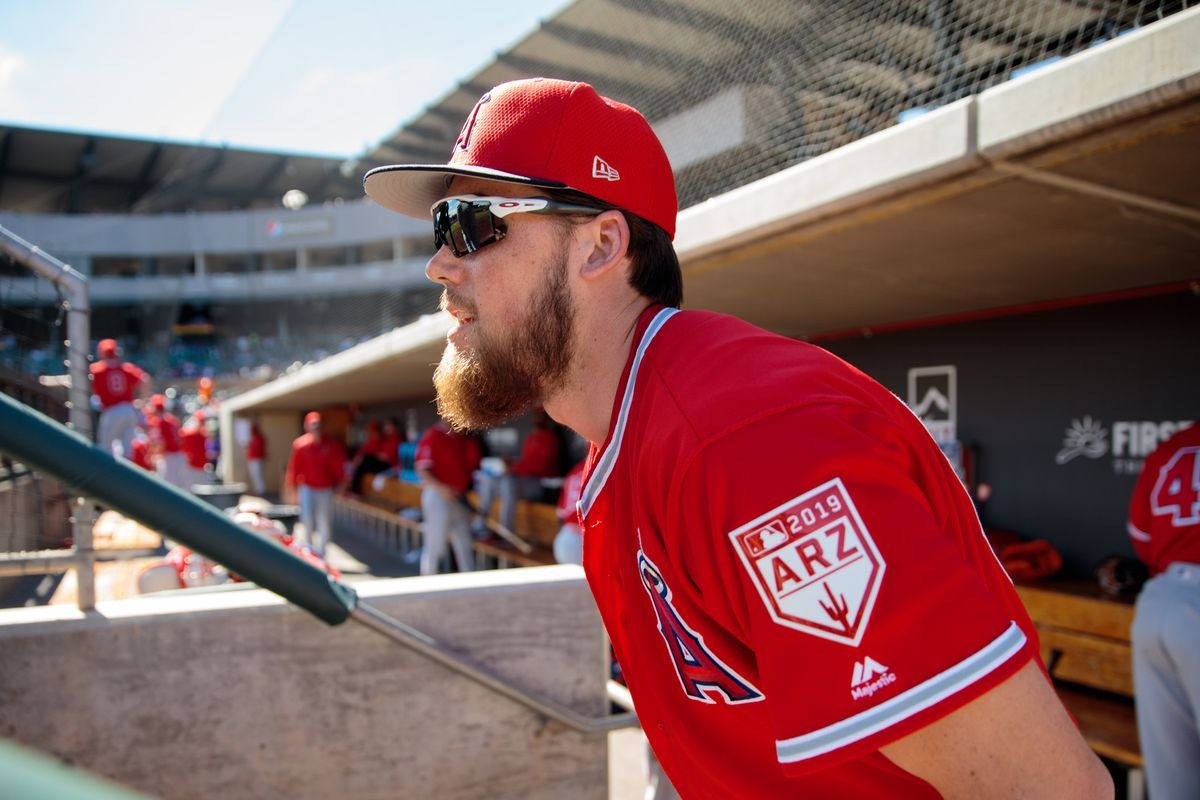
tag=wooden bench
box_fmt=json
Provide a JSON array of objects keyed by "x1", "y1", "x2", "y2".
[
  {"x1": 353, "y1": 473, "x2": 563, "y2": 569},
  {"x1": 1014, "y1": 577, "x2": 1143, "y2": 795}
]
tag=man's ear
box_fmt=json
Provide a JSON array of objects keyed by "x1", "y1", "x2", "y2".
[{"x1": 578, "y1": 210, "x2": 630, "y2": 281}]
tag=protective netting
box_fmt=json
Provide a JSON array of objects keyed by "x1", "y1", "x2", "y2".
[
  {"x1": 583, "y1": 0, "x2": 1194, "y2": 209},
  {"x1": 384, "y1": 0, "x2": 1194, "y2": 210}
]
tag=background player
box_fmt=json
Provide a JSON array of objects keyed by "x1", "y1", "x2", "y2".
[
  {"x1": 89, "y1": 338, "x2": 148, "y2": 458},
  {"x1": 284, "y1": 411, "x2": 346, "y2": 558},
  {"x1": 364, "y1": 77, "x2": 1109, "y2": 798},
  {"x1": 414, "y1": 419, "x2": 481, "y2": 575},
  {"x1": 145, "y1": 393, "x2": 186, "y2": 490},
  {"x1": 1127, "y1": 421, "x2": 1200, "y2": 800}
]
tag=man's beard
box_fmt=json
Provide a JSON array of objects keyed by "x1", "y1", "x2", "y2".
[{"x1": 432, "y1": 253, "x2": 574, "y2": 431}]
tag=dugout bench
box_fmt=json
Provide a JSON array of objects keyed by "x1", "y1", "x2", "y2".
[
  {"x1": 347, "y1": 473, "x2": 561, "y2": 568},
  {"x1": 1014, "y1": 577, "x2": 1143, "y2": 798}
]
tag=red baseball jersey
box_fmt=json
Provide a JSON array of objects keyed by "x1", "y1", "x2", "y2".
[
  {"x1": 89, "y1": 360, "x2": 147, "y2": 408},
  {"x1": 147, "y1": 413, "x2": 181, "y2": 454},
  {"x1": 180, "y1": 427, "x2": 208, "y2": 470},
  {"x1": 379, "y1": 433, "x2": 401, "y2": 467},
  {"x1": 511, "y1": 427, "x2": 560, "y2": 478},
  {"x1": 415, "y1": 424, "x2": 480, "y2": 493},
  {"x1": 130, "y1": 437, "x2": 152, "y2": 471},
  {"x1": 1127, "y1": 422, "x2": 1200, "y2": 575},
  {"x1": 579, "y1": 307, "x2": 1037, "y2": 798},
  {"x1": 286, "y1": 433, "x2": 347, "y2": 490},
  {"x1": 246, "y1": 430, "x2": 266, "y2": 461}
]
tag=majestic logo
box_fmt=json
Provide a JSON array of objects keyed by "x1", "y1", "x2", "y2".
[
  {"x1": 729, "y1": 479, "x2": 885, "y2": 647},
  {"x1": 638, "y1": 551, "x2": 762, "y2": 705},
  {"x1": 592, "y1": 155, "x2": 620, "y2": 181},
  {"x1": 1056, "y1": 416, "x2": 1110, "y2": 464},
  {"x1": 850, "y1": 656, "x2": 896, "y2": 700}
]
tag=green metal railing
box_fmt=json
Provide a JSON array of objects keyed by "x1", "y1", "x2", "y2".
[{"x1": 0, "y1": 390, "x2": 636, "y2": 734}]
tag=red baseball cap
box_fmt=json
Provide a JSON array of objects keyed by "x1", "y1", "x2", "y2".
[
  {"x1": 98, "y1": 339, "x2": 118, "y2": 357},
  {"x1": 363, "y1": 78, "x2": 678, "y2": 238},
  {"x1": 150, "y1": 394, "x2": 165, "y2": 411},
  {"x1": 304, "y1": 411, "x2": 322, "y2": 426}
]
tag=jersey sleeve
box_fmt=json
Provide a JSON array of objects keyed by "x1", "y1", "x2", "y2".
[
  {"x1": 1126, "y1": 450, "x2": 1157, "y2": 564},
  {"x1": 414, "y1": 431, "x2": 436, "y2": 470},
  {"x1": 667, "y1": 403, "x2": 1033, "y2": 776}
]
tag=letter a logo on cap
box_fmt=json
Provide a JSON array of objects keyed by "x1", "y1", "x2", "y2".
[
  {"x1": 592, "y1": 155, "x2": 620, "y2": 182},
  {"x1": 456, "y1": 93, "x2": 491, "y2": 152}
]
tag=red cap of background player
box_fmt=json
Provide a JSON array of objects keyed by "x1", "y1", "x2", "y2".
[
  {"x1": 98, "y1": 338, "x2": 118, "y2": 357},
  {"x1": 363, "y1": 78, "x2": 678, "y2": 239},
  {"x1": 150, "y1": 394, "x2": 165, "y2": 411},
  {"x1": 304, "y1": 411, "x2": 321, "y2": 426}
]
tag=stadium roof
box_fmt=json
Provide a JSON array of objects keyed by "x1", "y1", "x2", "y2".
[{"x1": 0, "y1": 124, "x2": 363, "y2": 215}]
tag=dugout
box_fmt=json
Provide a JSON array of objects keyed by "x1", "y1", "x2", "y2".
[{"x1": 222, "y1": 11, "x2": 1200, "y2": 575}]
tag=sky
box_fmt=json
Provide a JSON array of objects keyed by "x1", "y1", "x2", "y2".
[{"x1": 0, "y1": 0, "x2": 573, "y2": 157}]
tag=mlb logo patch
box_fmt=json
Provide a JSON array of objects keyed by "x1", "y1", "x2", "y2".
[{"x1": 728, "y1": 478, "x2": 885, "y2": 647}]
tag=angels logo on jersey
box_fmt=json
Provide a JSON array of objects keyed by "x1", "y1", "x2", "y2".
[{"x1": 729, "y1": 478, "x2": 885, "y2": 647}]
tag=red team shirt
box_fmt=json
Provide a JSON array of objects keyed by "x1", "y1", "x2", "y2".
[
  {"x1": 1127, "y1": 423, "x2": 1200, "y2": 575},
  {"x1": 90, "y1": 361, "x2": 147, "y2": 408},
  {"x1": 286, "y1": 434, "x2": 347, "y2": 490},
  {"x1": 247, "y1": 430, "x2": 266, "y2": 461},
  {"x1": 415, "y1": 424, "x2": 481, "y2": 493},
  {"x1": 180, "y1": 427, "x2": 208, "y2": 470},
  {"x1": 511, "y1": 427, "x2": 561, "y2": 478},
  {"x1": 147, "y1": 413, "x2": 182, "y2": 454},
  {"x1": 579, "y1": 307, "x2": 1038, "y2": 798}
]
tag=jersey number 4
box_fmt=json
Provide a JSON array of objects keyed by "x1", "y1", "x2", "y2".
[{"x1": 1152, "y1": 447, "x2": 1200, "y2": 526}]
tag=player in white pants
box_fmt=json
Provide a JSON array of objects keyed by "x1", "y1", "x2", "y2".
[
  {"x1": 419, "y1": 485, "x2": 474, "y2": 576},
  {"x1": 298, "y1": 484, "x2": 334, "y2": 558}
]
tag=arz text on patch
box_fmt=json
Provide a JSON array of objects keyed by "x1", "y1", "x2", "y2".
[{"x1": 728, "y1": 478, "x2": 885, "y2": 647}]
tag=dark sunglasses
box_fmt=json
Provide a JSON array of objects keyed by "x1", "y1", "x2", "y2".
[{"x1": 431, "y1": 195, "x2": 604, "y2": 257}]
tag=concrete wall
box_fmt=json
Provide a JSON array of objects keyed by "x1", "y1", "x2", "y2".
[{"x1": 0, "y1": 567, "x2": 610, "y2": 799}]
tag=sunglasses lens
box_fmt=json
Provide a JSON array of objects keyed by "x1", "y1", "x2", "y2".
[{"x1": 433, "y1": 200, "x2": 504, "y2": 256}]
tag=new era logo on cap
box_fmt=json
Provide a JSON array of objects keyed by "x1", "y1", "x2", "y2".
[{"x1": 592, "y1": 155, "x2": 620, "y2": 182}]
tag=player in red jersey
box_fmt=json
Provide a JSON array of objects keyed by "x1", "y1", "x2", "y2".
[
  {"x1": 145, "y1": 394, "x2": 187, "y2": 490},
  {"x1": 364, "y1": 78, "x2": 1110, "y2": 798},
  {"x1": 180, "y1": 411, "x2": 211, "y2": 489},
  {"x1": 474, "y1": 406, "x2": 562, "y2": 536},
  {"x1": 245, "y1": 422, "x2": 267, "y2": 496},
  {"x1": 89, "y1": 338, "x2": 148, "y2": 459},
  {"x1": 285, "y1": 411, "x2": 347, "y2": 558},
  {"x1": 414, "y1": 420, "x2": 482, "y2": 575},
  {"x1": 1127, "y1": 422, "x2": 1200, "y2": 800}
]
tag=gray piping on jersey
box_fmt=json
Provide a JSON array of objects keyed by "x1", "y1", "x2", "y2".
[
  {"x1": 578, "y1": 307, "x2": 680, "y2": 521},
  {"x1": 775, "y1": 621, "x2": 1027, "y2": 764},
  {"x1": 1126, "y1": 521, "x2": 1151, "y2": 542}
]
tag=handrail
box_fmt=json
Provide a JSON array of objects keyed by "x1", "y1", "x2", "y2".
[{"x1": 0, "y1": 390, "x2": 638, "y2": 734}]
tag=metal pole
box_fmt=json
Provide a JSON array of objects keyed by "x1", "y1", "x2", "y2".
[
  {"x1": 65, "y1": 278, "x2": 95, "y2": 609},
  {"x1": 0, "y1": 224, "x2": 95, "y2": 609}
]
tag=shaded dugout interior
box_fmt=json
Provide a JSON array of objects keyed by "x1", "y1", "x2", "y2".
[{"x1": 823, "y1": 289, "x2": 1199, "y2": 572}]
